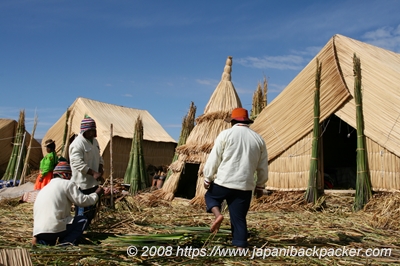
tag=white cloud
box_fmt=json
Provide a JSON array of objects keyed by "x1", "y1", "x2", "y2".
[
  {"x1": 196, "y1": 79, "x2": 218, "y2": 86},
  {"x1": 292, "y1": 46, "x2": 322, "y2": 57},
  {"x1": 105, "y1": 84, "x2": 113, "y2": 87},
  {"x1": 362, "y1": 25, "x2": 400, "y2": 53},
  {"x1": 122, "y1": 94, "x2": 133, "y2": 97},
  {"x1": 236, "y1": 55, "x2": 305, "y2": 70}
]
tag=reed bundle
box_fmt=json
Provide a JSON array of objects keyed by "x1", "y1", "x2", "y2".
[
  {"x1": 0, "y1": 248, "x2": 32, "y2": 266},
  {"x1": 166, "y1": 101, "x2": 196, "y2": 180},
  {"x1": 123, "y1": 116, "x2": 149, "y2": 194},
  {"x1": 250, "y1": 75, "x2": 267, "y2": 121},
  {"x1": 305, "y1": 58, "x2": 322, "y2": 204},
  {"x1": 353, "y1": 54, "x2": 372, "y2": 211},
  {"x1": 2, "y1": 110, "x2": 26, "y2": 181}
]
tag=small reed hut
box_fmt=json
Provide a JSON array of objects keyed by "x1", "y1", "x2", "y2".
[
  {"x1": 251, "y1": 34, "x2": 400, "y2": 192},
  {"x1": 158, "y1": 56, "x2": 242, "y2": 204},
  {"x1": 0, "y1": 118, "x2": 42, "y2": 177},
  {"x1": 42, "y1": 97, "x2": 177, "y2": 179}
]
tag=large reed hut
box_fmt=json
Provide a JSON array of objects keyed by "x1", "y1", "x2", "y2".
[
  {"x1": 42, "y1": 97, "x2": 177, "y2": 179},
  {"x1": 251, "y1": 34, "x2": 400, "y2": 192},
  {"x1": 158, "y1": 56, "x2": 242, "y2": 204},
  {"x1": 0, "y1": 119, "x2": 42, "y2": 177}
]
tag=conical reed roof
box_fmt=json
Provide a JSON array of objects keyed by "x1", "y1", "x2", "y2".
[
  {"x1": 182, "y1": 56, "x2": 242, "y2": 153},
  {"x1": 158, "y1": 56, "x2": 243, "y2": 204},
  {"x1": 204, "y1": 56, "x2": 242, "y2": 114}
]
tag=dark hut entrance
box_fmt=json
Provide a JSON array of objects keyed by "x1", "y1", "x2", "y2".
[
  {"x1": 322, "y1": 115, "x2": 357, "y2": 189},
  {"x1": 175, "y1": 163, "x2": 199, "y2": 199}
]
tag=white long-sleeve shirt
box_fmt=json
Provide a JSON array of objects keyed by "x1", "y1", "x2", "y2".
[
  {"x1": 69, "y1": 133, "x2": 104, "y2": 190},
  {"x1": 33, "y1": 178, "x2": 99, "y2": 236},
  {"x1": 203, "y1": 123, "x2": 268, "y2": 191}
]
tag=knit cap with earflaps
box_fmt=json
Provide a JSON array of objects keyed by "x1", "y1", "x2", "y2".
[
  {"x1": 53, "y1": 161, "x2": 72, "y2": 180},
  {"x1": 80, "y1": 115, "x2": 97, "y2": 134}
]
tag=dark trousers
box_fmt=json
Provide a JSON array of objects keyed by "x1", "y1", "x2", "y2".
[
  {"x1": 35, "y1": 215, "x2": 88, "y2": 246},
  {"x1": 76, "y1": 186, "x2": 98, "y2": 230},
  {"x1": 205, "y1": 183, "x2": 252, "y2": 247}
]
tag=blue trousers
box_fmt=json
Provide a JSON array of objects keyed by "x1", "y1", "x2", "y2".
[
  {"x1": 35, "y1": 215, "x2": 88, "y2": 246},
  {"x1": 76, "y1": 186, "x2": 98, "y2": 230},
  {"x1": 205, "y1": 183, "x2": 252, "y2": 247}
]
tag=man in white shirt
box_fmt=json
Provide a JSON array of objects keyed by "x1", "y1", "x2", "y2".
[
  {"x1": 69, "y1": 116, "x2": 104, "y2": 229},
  {"x1": 32, "y1": 161, "x2": 104, "y2": 246},
  {"x1": 203, "y1": 107, "x2": 268, "y2": 248}
]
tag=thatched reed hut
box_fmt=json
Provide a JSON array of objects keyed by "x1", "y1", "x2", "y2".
[
  {"x1": 158, "y1": 56, "x2": 242, "y2": 204},
  {"x1": 42, "y1": 97, "x2": 177, "y2": 179},
  {"x1": 251, "y1": 34, "x2": 400, "y2": 192},
  {"x1": 0, "y1": 119, "x2": 42, "y2": 177}
]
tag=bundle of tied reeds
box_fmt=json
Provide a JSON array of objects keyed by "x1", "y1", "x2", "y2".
[
  {"x1": 124, "y1": 116, "x2": 149, "y2": 194},
  {"x1": 166, "y1": 101, "x2": 196, "y2": 180},
  {"x1": 250, "y1": 75, "x2": 267, "y2": 121},
  {"x1": 2, "y1": 110, "x2": 27, "y2": 182},
  {"x1": 305, "y1": 58, "x2": 322, "y2": 204},
  {"x1": 353, "y1": 54, "x2": 372, "y2": 211}
]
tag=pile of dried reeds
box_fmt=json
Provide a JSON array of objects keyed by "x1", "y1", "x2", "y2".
[
  {"x1": 3, "y1": 185, "x2": 400, "y2": 264},
  {"x1": 364, "y1": 192, "x2": 400, "y2": 230}
]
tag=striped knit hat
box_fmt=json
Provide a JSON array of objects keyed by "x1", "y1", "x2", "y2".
[
  {"x1": 53, "y1": 161, "x2": 72, "y2": 180},
  {"x1": 80, "y1": 115, "x2": 97, "y2": 134}
]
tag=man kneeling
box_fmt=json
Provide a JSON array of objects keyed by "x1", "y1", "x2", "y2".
[{"x1": 32, "y1": 161, "x2": 104, "y2": 246}]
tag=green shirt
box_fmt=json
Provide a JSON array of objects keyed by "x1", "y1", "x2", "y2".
[{"x1": 39, "y1": 151, "x2": 58, "y2": 176}]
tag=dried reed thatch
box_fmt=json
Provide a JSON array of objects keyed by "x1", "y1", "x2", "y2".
[
  {"x1": 42, "y1": 97, "x2": 176, "y2": 179},
  {"x1": 0, "y1": 248, "x2": 32, "y2": 266},
  {"x1": 156, "y1": 56, "x2": 242, "y2": 205},
  {"x1": 251, "y1": 34, "x2": 400, "y2": 191}
]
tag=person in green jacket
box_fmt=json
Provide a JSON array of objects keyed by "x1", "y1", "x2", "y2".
[{"x1": 34, "y1": 139, "x2": 58, "y2": 190}]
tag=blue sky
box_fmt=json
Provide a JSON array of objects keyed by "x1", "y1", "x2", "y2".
[{"x1": 1, "y1": 0, "x2": 400, "y2": 142}]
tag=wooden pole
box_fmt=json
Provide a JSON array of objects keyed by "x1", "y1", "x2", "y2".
[
  {"x1": 60, "y1": 108, "x2": 70, "y2": 158},
  {"x1": 20, "y1": 114, "x2": 38, "y2": 185},
  {"x1": 110, "y1": 124, "x2": 114, "y2": 208}
]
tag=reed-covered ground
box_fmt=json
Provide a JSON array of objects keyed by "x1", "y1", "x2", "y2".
[{"x1": 0, "y1": 188, "x2": 399, "y2": 265}]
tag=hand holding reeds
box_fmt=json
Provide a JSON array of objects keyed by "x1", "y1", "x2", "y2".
[{"x1": 95, "y1": 186, "x2": 105, "y2": 196}]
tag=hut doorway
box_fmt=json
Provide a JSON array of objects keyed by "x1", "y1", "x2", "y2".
[
  {"x1": 175, "y1": 163, "x2": 199, "y2": 199},
  {"x1": 322, "y1": 115, "x2": 357, "y2": 189}
]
